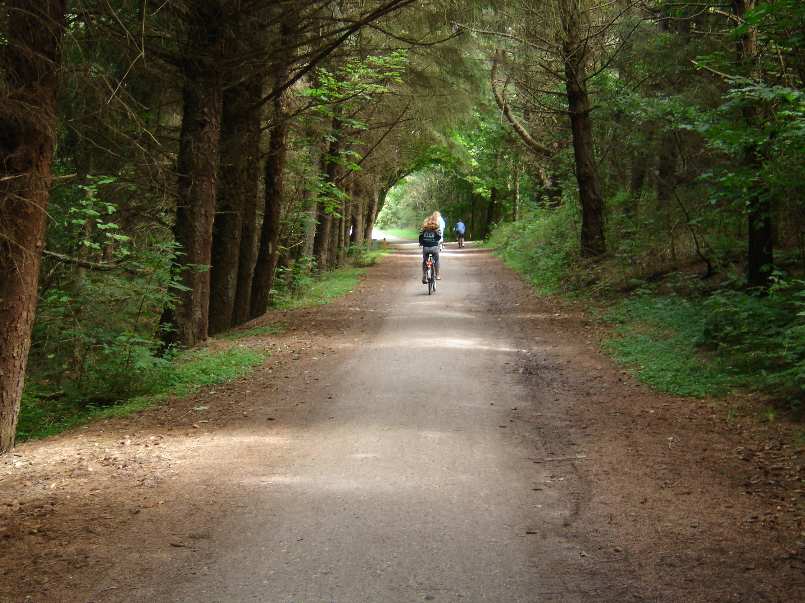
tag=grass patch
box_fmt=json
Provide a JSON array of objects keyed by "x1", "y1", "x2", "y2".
[
  {"x1": 217, "y1": 323, "x2": 286, "y2": 341},
  {"x1": 272, "y1": 265, "x2": 366, "y2": 310},
  {"x1": 17, "y1": 346, "x2": 266, "y2": 442},
  {"x1": 352, "y1": 247, "x2": 389, "y2": 267},
  {"x1": 603, "y1": 295, "x2": 738, "y2": 397},
  {"x1": 382, "y1": 227, "x2": 419, "y2": 240}
]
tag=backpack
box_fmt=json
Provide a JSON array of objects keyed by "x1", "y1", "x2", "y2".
[{"x1": 421, "y1": 229, "x2": 439, "y2": 246}]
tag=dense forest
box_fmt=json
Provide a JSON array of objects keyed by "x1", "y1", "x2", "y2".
[{"x1": 1, "y1": 0, "x2": 803, "y2": 452}]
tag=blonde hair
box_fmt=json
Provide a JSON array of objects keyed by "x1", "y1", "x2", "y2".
[{"x1": 422, "y1": 216, "x2": 439, "y2": 230}]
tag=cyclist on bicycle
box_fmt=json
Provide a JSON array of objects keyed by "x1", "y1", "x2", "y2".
[
  {"x1": 454, "y1": 219, "x2": 466, "y2": 247},
  {"x1": 419, "y1": 215, "x2": 441, "y2": 283}
]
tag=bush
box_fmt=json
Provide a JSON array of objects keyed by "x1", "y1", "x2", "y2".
[
  {"x1": 29, "y1": 238, "x2": 183, "y2": 406},
  {"x1": 488, "y1": 204, "x2": 580, "y2": 294},
  {"x1": 701, "y1": 278, "x2": 805, "y2": 404},
  {"x1": 603, "y1": 279, "x2": 805, "y2": 408},
  {"x1": 69, "y1": 333, "x2": 172, "y2": 404},
  {"x1": 349, "y1": 243, "x2": 388, "y2": 267},
  {"x1": 18, "y1": 346, "x2": 265, "y2": 441}
]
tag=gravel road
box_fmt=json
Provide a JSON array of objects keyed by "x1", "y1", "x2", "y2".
[{"x1": 137, "y1": 243, "x2": 614, "y2": 601}]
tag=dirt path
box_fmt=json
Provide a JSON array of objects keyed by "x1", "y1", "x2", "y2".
[{"x1": 1, "y1": 244, "x2": 802, "y2": 602}]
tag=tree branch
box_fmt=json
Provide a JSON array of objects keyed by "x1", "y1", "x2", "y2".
[{"x1": 491, "y1": 50, "x2": 553, "y2": 158}]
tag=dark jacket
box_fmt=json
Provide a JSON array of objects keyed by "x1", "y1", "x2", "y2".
[{"x1": 419, "y1": 228, "x2": 440, "y2": 248}]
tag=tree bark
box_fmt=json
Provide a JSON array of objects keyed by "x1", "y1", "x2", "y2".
[
  {"x1": 559, "y1": 0, "x2": 606, "y2": 257},
  {"x1": 351, "y1": 178, "x2": 366, "y2": 247},
  {"x1": 657, "y1": 131, "x2": 678, "y2": 265},
  {"x1": 302, "y1": 187, "x2": 318, "y2": 260},
  {"x1": 250, "y1": 55, "x2": 293, "y2": 318},
  {"x1": 485, "y1": 187, "x2": 498, "y2": 237},
  {"x1": 733, "y1": 0, "x2": 773, "y2": 288},
  {"x1": 512, "y1": 161, "x2": 522, "y2": 221},
  {"x1": 232, "y1": 127, "x2": 262, "y2": 326},
  {"x1": 166, "y1": 5, "x2": 225, "y2": 346},
  {"x1": 0, "y1": 0, "x2": 67, "y2": 452},
  {"x1": 313, "y1": 114, "x2": 342, "y2": 271},
  {"x1": 330, "y1": 209, "x2": 344, "y2": 267},
  {"x1": 364, "y1": 182, "x2": 380, "y2": 242},
  {"x1": 628, "y1": 144, "x2": 650, "y2": 218},
  {"x1": 210, "y1": 75, "x2": 263, "y2": 333}
]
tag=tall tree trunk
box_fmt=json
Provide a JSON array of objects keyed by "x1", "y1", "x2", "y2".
[
  {"x1": 338, "y1": 180, "x2": 354, "y2": 263},
  {"x1": 733, "y1": 0, "x2": 773, "y2": 288},
  {"x1": 302, "y1": 187, "x2": 318, "y2": 260},
  {"x1": 0, "y1": 0, "x2": 67, "y2": 452},
  {"x1": 351, "y1": 179, "x2": 366, "y2": 247},
  {"x1": 467, "y1": 192, "x2": 474, "y2": 239},
  {"x1": 232, "y1": 133, "x2": 262, "y2": 326},
  {"x1": 313, "y1": 198, "x2": 333, "y2": 271},
  {"x1": 166, "y1": 6, "x2": 225, "y2": 346},
  {"x1": 210, "y1": 74, "x2": 263, "y2": 333},
  {"x1": 484, "y1": 188, "x2": 498, "y2": 237},
  {"x1": 300, "y1": 122, "x2": 322, "y2": 262},
  {"x1": 330, "y1": 209, "x2": 344, "y2": 267},
  {"x1": 627, "y1": 144, "x2": 650, "y2": 218},
  {"x1": 313, "y1": 114, "x2": 342, "y2": 271},
  {"x1": 250, "y1": 55, "x2": 293, "y2": 318},
  {"x1": 351, "y1": 207, "x2": 364, "y2": 247},
  {"x1": 512, "y1": 161, "x2": 521, "y2": 221},
  {"x1": 559, "y1": 0, "x2": 606, "y2": 257},
  {"x1": 657, "y1": 131, "x2": 678, "y2": 265},
  {"x1": 364, "y1": 182, "x2": 382, "y2": 241}
]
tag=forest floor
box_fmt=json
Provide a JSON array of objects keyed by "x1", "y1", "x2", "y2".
[{"x1": 0, "y1": 244, "x2": 803, "y2": 602}]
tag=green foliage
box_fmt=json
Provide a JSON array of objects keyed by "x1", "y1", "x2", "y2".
[
  {"x1": 17, "y1": 346, "x2": 265, "y2": 442},
  {"x1": 604, "y1": 295, "x2": 737, "y2": 397},
  {"x1": 376, "y1": 171, "x2": 445, "y2": 230},
  {"x1": 376, "y1": 112, "x2": 536, "y2": 238},
  {"x1": 304, "y1": 50, "x2": 408, "y2": 110},
  {"x1": 691, "y1": 81, "x2": 805, "y2": 228},
  {"x1": 350, "y1": 244, "x2": 390, "y2": 267},
  {"x1": 487, "y1": 205, "x2": 580, "y2": 294},
  {"x1": 31, "y1": 180, "x2": 185, "y2": 406},
  {"x1": 700, "y1": 278, "x2": 805, "y2": 404},
  {"x1": 271, "y1": 264, "x2": 366, "y2": 310},
  {"x1": 603, "y1": 280, "x2": 805, "y2": 407},
  {"x1": 493, "y1": 208, "x2": 804, "y2": 406}
]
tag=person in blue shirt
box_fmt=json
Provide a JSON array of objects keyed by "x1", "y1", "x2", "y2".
[{"x1": 454, "y1": 219, "x2": 466, "y2": 248}]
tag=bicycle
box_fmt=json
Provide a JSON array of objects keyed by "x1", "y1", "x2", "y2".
[
  {"x1": 456, "y1": 233, "x2": 465, "y2": 248},
  {"x1": 424, "y1": 252, "x2": 437, "y2": 295}
]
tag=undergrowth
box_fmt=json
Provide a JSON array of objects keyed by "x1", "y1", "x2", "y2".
[
  {"x1": 604, "y1": 295, "x2": 737, "y2": 397},
  {"x1": 271, "y1": 245, "x2": 385, "y2": 309},
  {"x1": 488, "y1": 205, "x2": 580, "y2": 294},
  {"x1": 18, "y1": 346, "x2": 266, "y2": 441},
  {"x1": 489, "y1": 214, "x2": 805, "y2": 410},
  {"x1": 272, "y1": 266, "x2": 365, "y2": 310}
]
